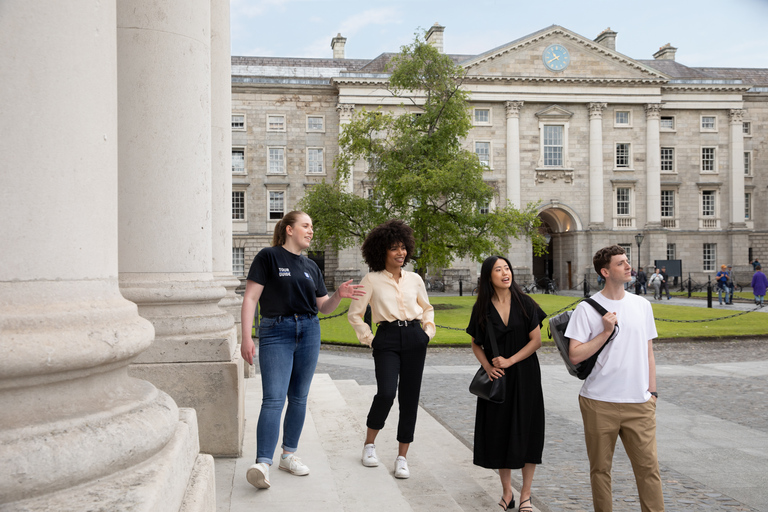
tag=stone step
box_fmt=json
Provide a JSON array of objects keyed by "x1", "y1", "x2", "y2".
[{"x1": 334, "y1": 379, "x2": 542, "y2": 512}]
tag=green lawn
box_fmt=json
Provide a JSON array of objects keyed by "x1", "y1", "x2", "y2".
[{"x1": 315, "y1": 295, "x2": 767, "y2": 346}]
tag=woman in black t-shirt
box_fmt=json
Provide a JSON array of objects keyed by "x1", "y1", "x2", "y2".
[{"x1": 241, "y1": 211, "x2": 363, "y2": 490}]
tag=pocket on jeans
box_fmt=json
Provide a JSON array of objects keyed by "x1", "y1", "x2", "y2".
[{"x1": 259, "y1": 317, "x2": 277, "y2": 329}]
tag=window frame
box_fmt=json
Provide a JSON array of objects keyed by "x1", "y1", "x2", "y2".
[
  {"x1": 612, "y1": 182, "x2": 636, "y2": 229},
  {"x1": 267, "y1": 146, "x2": 286, "y2": 175},
  {"x1": 232, "y1": 147, "x2": 246, "y2": 175},
  {"x1": 660, "y1": 115, "x2": 676, "y2": 131},
  {"x1": 232, "y1": 190, "x2": 246, "y2": 221},
  {"x1": 667, "y1": 243, "x2": 676, "y2": 261},
  {"x1": 231, "y1": 113, "x2": 246, "y2": 131},
  {"x1": 474, "y1": 140, "x2": 492, "y2": 169},
  {"x1": 266, "y1": 114, "x2": 286, "y2": 132},
  {"x1": 232, "y1": 247, "x2": 245, "y2": 276},
  {"x1": 660, "y1": 189, "x2": 677, "y2": 228},
  {"x1": 703, "y1": 243, "x2": 717, "y2": 272},
  {"x1": 660, "y1": 146, "x2": 675, "y2": 173},
  {"x1": 306, "y1": 115, "x2": 325, "y2": 133},
  {"x1": 744, "y1": 151, "x2": 752, "y2": 176},
  {"x1": 699, "y1": 188, "x2": 720, "y2": 229},
  {"x1": 743, "y1": 121, "x2": 752, "y2": 137},
  {"x1": 700, "y1": 146, "x2": 717, "y2": 173},
  {"x1": 615, "y1": 142, "x2": 633, "y2": 170},
  {"x1": 700, "y1": 115, "x2": 717, "y2": 132},
  {"x1": 745, "y1": 192, "x2": 752, "y2": 221},
  {"x1": 306, "y1": 147, "x2": 325, "y2": 175},
  {"x1": 473, "y1": 107, "x2": 492, "y2": 126},
  {"x1": 542, "y1": 125, "x2": 565, "y2": 167},
  {"x1": 267, "y1": 189, "x2": 286, "y2": 221},
  {"x1": 614, "y1": 110, "x2": 632, "y2": 128}
]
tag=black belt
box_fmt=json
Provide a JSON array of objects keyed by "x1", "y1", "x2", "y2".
[
  {"x1": 378, "y1": 319, "x2": 420, "y2": 328},
  {"x1": 265, "y1": 313, "x2": 316, "y2": 321}
]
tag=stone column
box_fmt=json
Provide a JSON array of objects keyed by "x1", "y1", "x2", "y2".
[
  {"x1": 211, "y1": 0, "x2": 244, "y2": 346},
  {"x1": 0, "y1": 2, "x2": 213, "y2": 509},
  {"x1": 729, "y1": 109, "x2": 747, "y2": 228},
  {"x1": 335, "y1": 103, "x2": 363, "y2": 278},
  {"x1": 117, "y1": 0, "x2": 244, "y2": 456},
  {"x1": 645, "y1": 104, "x2": 663, "y2": 227},
  {"x1": 588, "y1": 103, "x2": 607, "y2": 227},
  {"x1": 505, "y1": 101, "x2": 524, "y2": 208},
  {"x1": 336, "y1": 102, "x2": 356, "y2": 193}
]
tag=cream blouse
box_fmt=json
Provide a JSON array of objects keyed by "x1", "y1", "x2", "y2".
[{"x1": 348, "y1": 269, "x2": 436, "y2": 346}]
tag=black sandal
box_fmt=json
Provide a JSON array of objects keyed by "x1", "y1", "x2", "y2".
[
  {"x1": 519, "y1": 497, "x2": 532, "y2": 512},
  {"x1": 498, "y1": 496, "x2": 515, "y2": 511}
]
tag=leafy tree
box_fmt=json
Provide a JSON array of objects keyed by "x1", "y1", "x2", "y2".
[{"x1": 300, "y1": 30, "x2": 545, "y2": 275}]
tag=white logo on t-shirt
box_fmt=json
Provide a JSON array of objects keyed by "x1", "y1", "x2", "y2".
[
  {"x1": 279, "y1": 267, "x2": 291, "y2": 277},
  {"x1": 304, "y1": 271, "x2": 313, "y2": 281}
]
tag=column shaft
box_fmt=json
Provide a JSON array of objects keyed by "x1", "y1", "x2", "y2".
[
  {"x1": 729, "y1": 109, "x2": 746, "y2": 227},
  {"x1": 505, "y1": 101, "x2": 523, "y2": 208},
  {"x1": 646, "y1": 104, "x2": 662, "y2": 227},
  {"x1": 117, "y1": 0, "x2": 243, "y2": 456},
  {"x1": 588, "y1": 103, "x2": 607, "y2": 227}
]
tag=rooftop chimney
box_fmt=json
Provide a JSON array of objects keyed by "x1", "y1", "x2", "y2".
[
  {"x1": 594, "y1": 27, "x2": 617, "y2": 51},
  {"x1": 426, "y1": 23, "x2": 445, "y2": 54},
  {"x1": 331, "y1": 33, "x2": 346, "y2": 59},
  {"x1": 653, "y1": 43, "x2": 677, "y2": 61}
]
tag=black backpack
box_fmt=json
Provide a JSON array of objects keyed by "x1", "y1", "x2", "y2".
[{"x1": 548, "y1": 298, "x2": 619, "y2": 380}]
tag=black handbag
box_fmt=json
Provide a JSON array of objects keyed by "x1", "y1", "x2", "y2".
[{"x1": 469, "y1": 315, "x2": 506, "y2": 403}]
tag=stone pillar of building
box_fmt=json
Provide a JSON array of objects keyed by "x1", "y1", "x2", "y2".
[
  {"x1": 505, "y1": 101, "x2": 524, "y2": 208},
  {"x1": 0, "y1": 2, "x2": 213, "y2": 509},
  {"x1": 335, "y1": 102, "x2": 363, "y2": 279},
  {"x1": 728, "y1": 108, "x2": 749, "y2": 267},
  {"x1": 117, "y1": 0, "x2": 244, "y2": 456},
  {"x1": 211, "y1": 0, "x2": 244, "y2": 349},
  {"x1": 645, "y1": 104, "x2": 663, "y2": 227},
  {"x1": 587, "y1": 103, "x2": 607, "y2": 228}
]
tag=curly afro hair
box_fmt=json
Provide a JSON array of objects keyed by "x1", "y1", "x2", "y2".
[{"x1": 361, "y1": 219, "x2": 416, "y2": 272}]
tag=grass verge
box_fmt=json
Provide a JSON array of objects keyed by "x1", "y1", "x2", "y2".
[{"x1": 316, "y1": 295, "x2": 767, "y2": 346}]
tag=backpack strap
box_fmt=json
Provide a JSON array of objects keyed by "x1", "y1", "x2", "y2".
[{"x1": 584, "y1": 298, "x2": 620, "y2": 344}]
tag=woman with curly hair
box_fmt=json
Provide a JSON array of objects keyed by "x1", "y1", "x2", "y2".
[
  {"x1": 348, "y1": 219, "x2": 435, "y2": 479},
  {"x1": 467, "y1": 256, "x2": 546, "y2": 511}
]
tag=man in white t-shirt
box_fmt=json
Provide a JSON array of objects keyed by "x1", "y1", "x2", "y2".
[{"x1": 564, "y1": 245, "x2": 663, "y2": 512}]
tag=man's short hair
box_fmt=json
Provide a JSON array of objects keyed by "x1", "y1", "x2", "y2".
[{"x1": 593, "y1": 245, "x2": 626, "y2": 275}]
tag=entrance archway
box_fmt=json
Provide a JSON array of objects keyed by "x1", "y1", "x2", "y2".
[{"x1": 533, "y1": 203, "x2": 581, "y2": 291}]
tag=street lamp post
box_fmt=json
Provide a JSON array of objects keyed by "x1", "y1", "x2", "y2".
[{"x1": 635, "y1": 233, "x2": 645, "y2": 271}]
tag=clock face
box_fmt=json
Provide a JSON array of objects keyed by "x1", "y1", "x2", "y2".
[{"x1": 542, "y1": 44, "x2": 570, "y2": 72}]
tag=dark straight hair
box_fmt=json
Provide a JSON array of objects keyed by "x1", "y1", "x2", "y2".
[{"x1": 472, "y1": 255, "x2": 530, "y2": 331}]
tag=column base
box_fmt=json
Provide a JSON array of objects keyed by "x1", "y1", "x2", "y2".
[
  {"x1": 130, "y1": 359, "x2": 245, "y2": 456},
  {"x1": 3, "y1": 408, "x2": 212, "y2": 512}
]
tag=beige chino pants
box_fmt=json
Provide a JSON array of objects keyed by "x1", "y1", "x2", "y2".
[{"x1": 579, "y1": 395, "x2": 664, "y2": 512}]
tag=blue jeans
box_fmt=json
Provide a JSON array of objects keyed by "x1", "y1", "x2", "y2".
[{"x1": 256, "y1": 313, "x2": 320, "y2": 465}]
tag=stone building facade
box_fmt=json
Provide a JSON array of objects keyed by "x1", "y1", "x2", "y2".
[{"x1": 231, "y1": 25, "x2": 767, "y2": 291}]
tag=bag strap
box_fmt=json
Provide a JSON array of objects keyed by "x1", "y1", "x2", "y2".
[
  {"x1": 486, "y1": 314, "x2": 501, "y2": 358},
  {"x1": 584, "y1": 298, "x2": 619, "y2": 344}
]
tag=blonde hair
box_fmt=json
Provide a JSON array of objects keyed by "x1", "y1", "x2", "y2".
[{"x1": 272, "y1": 211, "x2": 309, "y2": 247}]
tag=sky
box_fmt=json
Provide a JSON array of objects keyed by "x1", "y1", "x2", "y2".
[{"x1": 230, "y1": 0, "x2": 768, "y2": 68}]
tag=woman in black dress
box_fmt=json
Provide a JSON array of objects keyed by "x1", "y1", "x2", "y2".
[{"x1": 466, "y1": 256, "x2": 546, "y2": 511}]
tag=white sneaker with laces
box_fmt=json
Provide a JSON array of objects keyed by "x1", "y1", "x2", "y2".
[
  {"x1": 362, "y1": 443, "x2": 379, "y2": 467},
  {"x1": 246, "y1": 462, "x2": 271, "y2": 489},
  {"x1": 278, "y1": 453, "x2": 310, "y2": 476},
  {"x1": 394, "y1": 456, "x2": 410, "y2": 479}
]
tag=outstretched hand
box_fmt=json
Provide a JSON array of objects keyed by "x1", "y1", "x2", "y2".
[{"x1": 337, "y1": 279, "x2": 366, "y2": 300}]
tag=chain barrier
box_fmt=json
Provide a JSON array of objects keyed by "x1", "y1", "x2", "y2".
[{"x1": 318, "y1": 307, "x2": 349, "y2": 321}]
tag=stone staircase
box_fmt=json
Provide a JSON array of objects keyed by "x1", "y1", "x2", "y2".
[{"x1": 216, "y1": 375, "x2": 540, "y2": 511}]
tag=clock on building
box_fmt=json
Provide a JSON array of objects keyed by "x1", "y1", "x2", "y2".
[{"x1": 542, "y1": 44, "x2": 570, "y2": 72}]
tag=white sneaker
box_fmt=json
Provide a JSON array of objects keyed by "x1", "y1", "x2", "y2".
[
  {"x1": 246, "y1": 462, "x2": 271, "y2": 489},
  {"x1": 362, "y1": 443, "x2": 379, "y2": 467},
  {"x1": 394, "y1": 456, "x2": 410, "y2": 479},
  {"x1": 278, "y1": 453, "x2": 310, "y2": 476}
]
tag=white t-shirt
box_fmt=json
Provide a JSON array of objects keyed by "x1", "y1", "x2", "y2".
[{"x1": 564, "y1": 291, "x2": 658, "y2": 403}]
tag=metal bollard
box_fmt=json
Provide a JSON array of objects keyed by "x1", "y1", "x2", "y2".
[
  {"x1": 687, "y1": 273, "x2": 692, "y2": 298},
  {"x1": 459, "y1": 280, "x2": 463, "y2": 296},
  {"x1": 707, "y1": 276, "x2": 713, "y2": 308},
  {"x1": 583, "y1": 274, "x2": 590, "y2": 298}
]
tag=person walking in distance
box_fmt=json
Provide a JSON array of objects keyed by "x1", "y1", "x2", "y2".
[
  {"x1": 565, "y1": 245, "x2": 663, "y2": 512},
  {"x1": 751, "y1": 264, "x2": 767, "y2": 307},
  {"x1": 241, "y1": 211, "x2": 364, "y2": 490},
  {"x1": 348, "y1": 220, "x2": 435, "y2": 480},
  {"x1": 659, "y1": 267, "x2": 671, "y2": 300},
  {"x1": 636, "y1": 267, "x2": 647, "y2": 295},
  {"x1": 648, "y1": 268, "x2": 663, "y2": 300}
]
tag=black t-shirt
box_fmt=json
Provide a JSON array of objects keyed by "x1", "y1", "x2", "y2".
[{"x1": 246, "y1": 246, "x2": 328, "y2": 317}]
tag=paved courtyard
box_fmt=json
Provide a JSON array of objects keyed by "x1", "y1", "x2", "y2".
[{"x1": 315, "y1": 339, "x2": 768, "y2": 512}]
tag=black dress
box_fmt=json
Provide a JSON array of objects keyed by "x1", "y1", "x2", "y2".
[{"x1": 466, "y1": 295, "x2": 546, "y2": 469}]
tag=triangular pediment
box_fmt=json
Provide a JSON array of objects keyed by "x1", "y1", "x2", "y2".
[
  {"x1": 535, "y1": 105, "x2": 574, "y2": 119},
  {"x1": 461, "y1": 25, "x2": 668, "y2": 83}
]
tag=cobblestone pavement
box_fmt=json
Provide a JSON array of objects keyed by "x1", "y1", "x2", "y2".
[{"x1": 315, "y1": 340, "x2": 768, "y2": 512}]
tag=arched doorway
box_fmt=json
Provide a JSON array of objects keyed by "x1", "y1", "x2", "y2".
[{"x1": 533, "y1": 203, "x2": 581, "y2": 291}]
